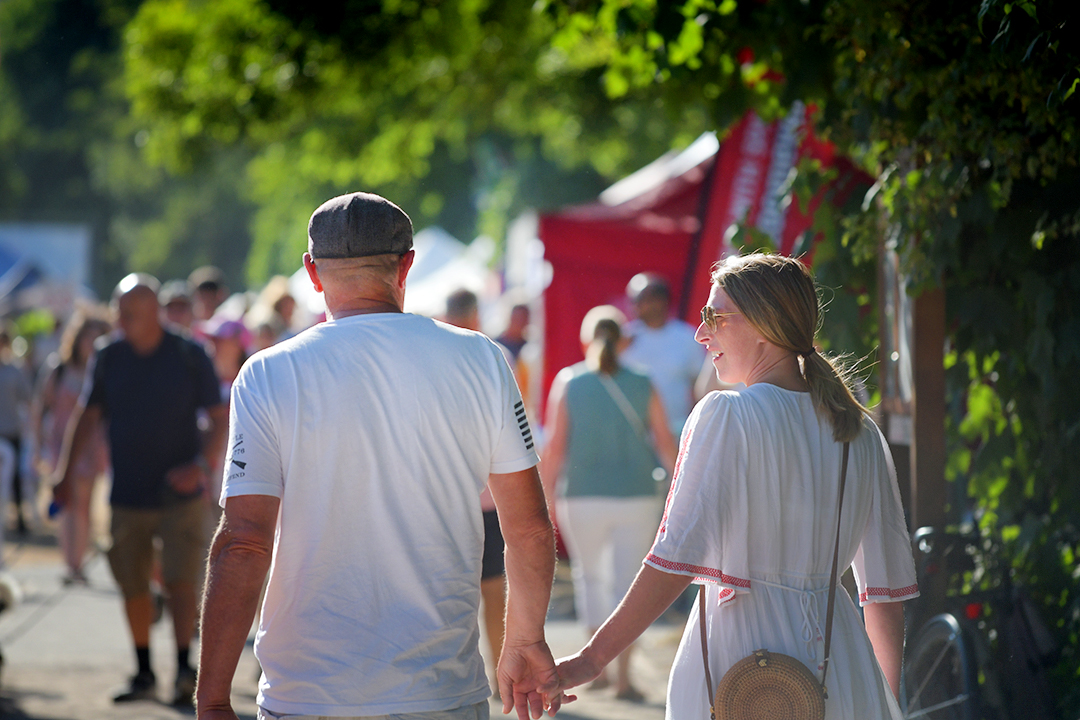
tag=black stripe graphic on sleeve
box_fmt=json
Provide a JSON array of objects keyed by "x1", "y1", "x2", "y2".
[{"x1": 514, "y1": 402, "x2": 534, "y2": 450}]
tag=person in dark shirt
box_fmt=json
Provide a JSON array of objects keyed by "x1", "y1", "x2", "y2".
[{"x1": 53, "y1": 273, "x2": 227, "y2": 707}]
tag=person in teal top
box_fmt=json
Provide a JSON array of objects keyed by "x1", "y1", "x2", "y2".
[{"x1": 542, "y1": 304, "x2": 677, "y2": 702}]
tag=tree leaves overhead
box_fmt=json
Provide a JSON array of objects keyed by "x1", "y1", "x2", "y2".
[{"x1": 122, "y1": 0, "x2": 714, "y2": 281}]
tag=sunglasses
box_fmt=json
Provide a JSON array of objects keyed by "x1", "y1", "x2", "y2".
[{"x1": 700, "y1": 306, "x2": 741, "y2": 331}]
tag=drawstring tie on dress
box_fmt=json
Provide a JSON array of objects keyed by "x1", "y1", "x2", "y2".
[{"x1": 753, "y1": 578, "x2": 831, "y2": 662}]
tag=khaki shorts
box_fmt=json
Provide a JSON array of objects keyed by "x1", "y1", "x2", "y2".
[{"x1": 108, "y1": 498, "x2": 206, "y2": 598}]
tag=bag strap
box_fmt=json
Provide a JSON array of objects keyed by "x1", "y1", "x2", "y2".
[
  {"x1": 596, "y1": 372, "x2": 648, "y2": 439},
  {"x1": 698, "y1": 441, "x2": 850, "y2": 709},
  {"x1": 597, "y1": 372, "x2": 667, "y2": 481},
  {"x1": 699, "y1": 585, "x2": 716, "y2": 720},
  {"x1": 820, "y1": 441, "x2": 850, "y2": 695}
]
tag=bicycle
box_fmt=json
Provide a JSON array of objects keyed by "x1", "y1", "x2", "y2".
[{"x1": 900, "y1": 526, "x2": 1058, "y2": 720}]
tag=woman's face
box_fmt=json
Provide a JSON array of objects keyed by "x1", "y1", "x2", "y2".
[{"x1": 695, "y1": 285, "x2": 767, "y2": 386}]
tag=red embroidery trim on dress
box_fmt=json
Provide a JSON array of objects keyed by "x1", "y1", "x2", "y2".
[
  {"x1": 859, "y1": 583, "x2": 919, "y2": 602},
  {"x1": 645, "y1": 554, "x2": 751, "y2": 588}
]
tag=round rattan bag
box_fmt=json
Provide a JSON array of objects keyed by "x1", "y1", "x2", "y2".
[{"x1": 714, "y1": 649, "x2": 825, "y2": 720}]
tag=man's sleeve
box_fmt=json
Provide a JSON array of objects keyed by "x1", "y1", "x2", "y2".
[
  {"x1": 219, "y1": 365, "x2": 284, "y2": 503},
  {"x1": 489, "y1": 342, "x2": 540, "y2": 475}
]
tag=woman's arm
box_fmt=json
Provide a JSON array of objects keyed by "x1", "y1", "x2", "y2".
[
  {"x1": 864, "y1": 601, "x2": 905, "y2": 700},
  {"x1": 556, "y1": 565, "x2": 692, "y2": 690},
  {"x1": 538, "y1": 376, "x2": 569, "y2": 509},
  {"x1": 647, "y1": 388, "x2": 678, "y2": 472}
]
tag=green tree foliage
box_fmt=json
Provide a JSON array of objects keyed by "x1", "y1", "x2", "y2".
[
  {"x1": 0, "y1": 0, "x2": 255, "y2": 294},
  {"x1": 121, "y1": 0, "x2": 717, "y2": 282},
  {"x1": 546, "y1": 0, "x2": 1080, "y2": 705}
]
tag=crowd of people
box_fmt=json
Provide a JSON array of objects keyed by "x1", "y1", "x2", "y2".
[{"x1": 0, "y1": 190, "x2": 918, "y2": 720}]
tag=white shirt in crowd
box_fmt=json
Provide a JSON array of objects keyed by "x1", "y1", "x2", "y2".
[{"x1": 621, "y1": 318, "x2": 705, "y2": 436}]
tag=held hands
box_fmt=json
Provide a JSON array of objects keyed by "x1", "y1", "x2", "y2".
[{"x1": 498, "y1": 640, "x2": 566, "y2": 720}]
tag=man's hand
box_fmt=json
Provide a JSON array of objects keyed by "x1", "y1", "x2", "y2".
[
  {"x1": 166, "y1": 460, "x2": 206, "y2": 496},
  {"x1": 498, "y1": 640, "x2": 564, "y2": 719}
]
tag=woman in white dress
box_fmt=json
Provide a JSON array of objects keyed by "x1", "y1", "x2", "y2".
[{"x1": 555, "y1": 253, "x2": 919, "y2": 719}]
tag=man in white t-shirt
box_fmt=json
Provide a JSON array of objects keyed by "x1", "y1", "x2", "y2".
[
  {"x1": 621, "y1": 273, "x2": 707, "y2": 437},
  {"x1": 196, "y1": 192, "x2": 560, "y2": 720}
]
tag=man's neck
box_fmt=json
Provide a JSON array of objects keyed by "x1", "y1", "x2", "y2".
[
  {"x1": 127, "y1": 327, "x2": 166, "y2": 356},
  {"x1": 327, "y1": 299, "x2": 403, "y2": 320}
]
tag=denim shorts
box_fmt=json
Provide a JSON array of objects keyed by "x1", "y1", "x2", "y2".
[{"x1": 257, "y1": 700, "x2": 490, "y2": 720}]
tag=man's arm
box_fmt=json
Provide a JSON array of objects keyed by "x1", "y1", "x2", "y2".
[
  {"x1": 167, "y1": 402, "x2": 229, "y2": 495},
  {"x1": 51, "y1": 403, "x2": 102, "y2": 506},
  {"x1": 488, "y1": 465, "x2": 559, "y2": 720},
  {"x1": 196, "y1": 493, "x2": 279, "y2": 720}
]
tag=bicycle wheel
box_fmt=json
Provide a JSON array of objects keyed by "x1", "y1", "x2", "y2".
[{"x1": 902, "y1": 613, "x2": 979, "y2": 720}]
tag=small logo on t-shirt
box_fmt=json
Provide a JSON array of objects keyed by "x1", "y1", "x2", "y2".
[
  {"x1": 230, "y1": 458, "x2": 247, "y2": 470},
  {"x1": 514, "y1": 401, "x2": 534, "y2": 451}
]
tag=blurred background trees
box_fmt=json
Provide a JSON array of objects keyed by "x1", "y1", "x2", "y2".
[{"x1": 2, "y1": 0, "x2": 1078, "y2": 708}]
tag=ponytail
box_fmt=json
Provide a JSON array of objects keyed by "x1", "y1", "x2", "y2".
[
  {"x1": 801, "y1": 351, "x2": 868, "y2": 443},
  {"x1": 580, "y1": 307, "x2": 626, "y2": 376},
  {"x1": 585, "y1": 319, "x2": 621, "y2": 376}
]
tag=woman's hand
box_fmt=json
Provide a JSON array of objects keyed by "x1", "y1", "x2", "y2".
[{"x1": 555, "y1": 648, "x2": 603, "y2": 694}]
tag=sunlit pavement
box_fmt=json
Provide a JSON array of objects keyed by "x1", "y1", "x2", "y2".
[{"x1": 0, "y1": 524, "x2": 682, "y2": 720}]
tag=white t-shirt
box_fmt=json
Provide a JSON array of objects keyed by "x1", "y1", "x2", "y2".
[
  {"x1": 621, "y1": 318, "x2": 705, "y2": 435},
  {"x1": 221, "y1": 312, "x2": 539, "y2": 717}
]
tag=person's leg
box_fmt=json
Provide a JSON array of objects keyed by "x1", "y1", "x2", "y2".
[
  {"x1": 607, "y1": 496, "x2": 661, "y2": 700},
  {"x1": 160, "y1": 497, "x2": 209, "y2": 705},
  {"x1": 61, "y1": 472, "x2": 94, "y2": 579},
  {"x1": 479, "y1": 509, "x2": 506, "y2": 692},
  {"x1": 107, "y1": 506, "x2": 158, "y2": 701},
  {"x1": 480, "y1": 576, "x2": 506, "y2": 662},
  {"x1": 556, "y1": 497, "x2": 615, "y2": 688}
]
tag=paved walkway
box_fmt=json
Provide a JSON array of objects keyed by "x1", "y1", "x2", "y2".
[{"x1": 0, "y1": 525, "x2": 685, "y2": 720}]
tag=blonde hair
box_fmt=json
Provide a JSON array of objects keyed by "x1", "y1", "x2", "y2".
[
  {"x1": 710, "y1": 253, "x2": 868, "y2": 442},
  {"x1": 579, "y1": 305, "x2": 626, "y2": 376}
]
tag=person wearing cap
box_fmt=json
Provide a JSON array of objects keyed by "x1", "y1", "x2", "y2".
[
  {"x1": 52, "y1": 273, "x2": 226, "y2": 706},
  {"x1": 197, "y1": 192, "x2": 560, "y2": 720},
  {"x1": 621, "y1": 272, "x2": 707, "y2": 438}
]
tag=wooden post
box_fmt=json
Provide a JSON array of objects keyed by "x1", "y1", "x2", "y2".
[{"x1": 909, "y1": 287, "x2": 947, "y2": 531}]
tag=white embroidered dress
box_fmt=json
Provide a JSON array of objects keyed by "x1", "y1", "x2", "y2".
[{"x1": 646, "y1": 384, "x2": 918, "y2": 720}]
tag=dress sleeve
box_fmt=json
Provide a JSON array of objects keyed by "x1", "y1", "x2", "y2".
[
  {"x1": 219, "y1": 360, "x2": 284, "y2": 503},
  {"x1": 850, "y1": 423, "x2": 920, "y2": 605},
  {"x1": 644, "y1": 393, "x2": 751, "y2": 598}
]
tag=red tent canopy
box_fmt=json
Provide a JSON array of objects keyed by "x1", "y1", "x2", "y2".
[{"x1": 539, "y1": 106, "x2": 870, "y2": 412}]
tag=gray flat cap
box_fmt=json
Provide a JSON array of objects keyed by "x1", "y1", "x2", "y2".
[{"x1": 307, "y1": 192, "x2": 413, "y2": 259}]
